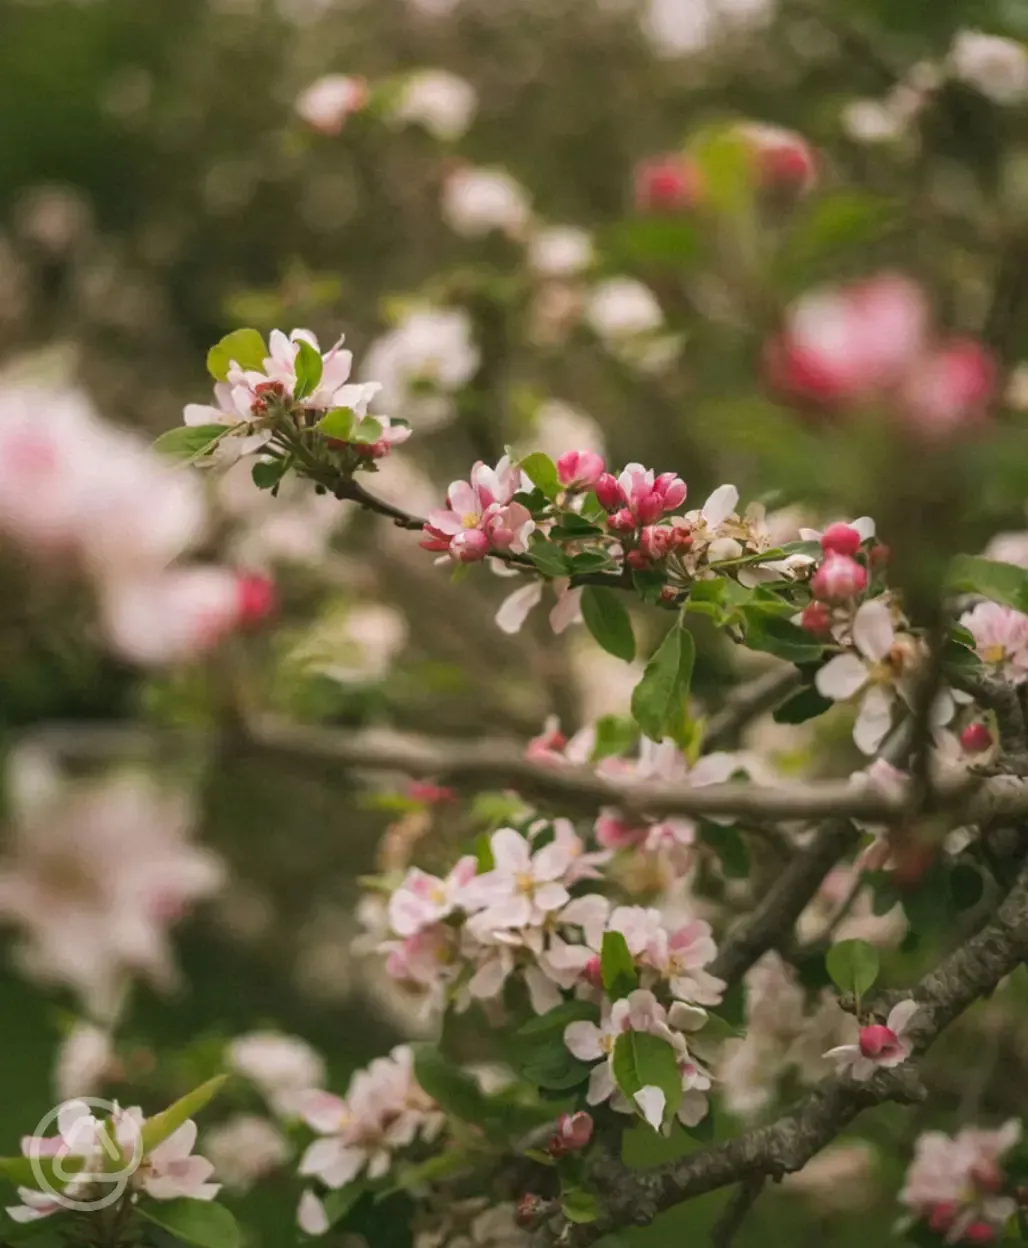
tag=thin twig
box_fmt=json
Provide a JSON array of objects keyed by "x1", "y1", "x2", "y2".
[
  {"x1": 703, "y1": 667, "x2": 804, "y2": 750},
  {"x1": 711, "y1": 1176, "x2": 765, "y2": 1248}
]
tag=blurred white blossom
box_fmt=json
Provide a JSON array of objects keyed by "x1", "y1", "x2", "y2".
[
  {"x1": 391, "y1": 70, "x2": 477, "y2": 140},
  {"x1": 442, "y1": 167, "x2": 532, "y2": 239}
]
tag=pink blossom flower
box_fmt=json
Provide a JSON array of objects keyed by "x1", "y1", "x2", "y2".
[
  {"x1": 556, "y1": 450, "x2": 606, "y2": 489},
  {"x1": 422, "y1": 456, "x2": 534, "y2": 562},
  {"x1": 900, "y1": 1119, "x2": 1021, "y2": 1243},
  {"x1": 736, "y1": 122, "x2": 818, "y2": 197},
  {"x1": 824, "y1": 999, "x2": 919, "y2": 1080},
  {"x1": 960, "y1": 601, "x2": 1028, "y2": 683},
  {"x1": 114, "y1": 1109, "x2": 220, "y2": 1201},
  {"x1": 899, "y1": 338, "x2": 995, "y2": 437},
  {"x1": 464, "y1": 828, "x2": 573, "y2": 933},
  {"x1": 549, "y1": 1111, "x2": 593, "y2": 1155},
  {"x1": 388, "y1": 857, "x2": 478, "y2": 938},
  {"x1": 295, "y1": 75, "x2": 368, "y2": 135},
  {"x1": 799, "y1": 516, "x2": 876, "y2": 553},
  {"x1": 634, "y1": 155, "x2": 704, "y2": 214}
]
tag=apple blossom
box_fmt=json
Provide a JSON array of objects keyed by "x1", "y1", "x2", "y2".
[
  {"x1": 548, "y1": 1111, "x2": 594, "y2": 1156},
  {"x1": 388, "y1": 857, "x2": 478, "y2": 937},
  {"x1": 228, "y1": 1031, "x2": 326, "y2": 1117},
  {"x1": 495, "y1": 577, "x2": 583, "y2": 636},
  {"x1": 391, "y1": 70, "x2": 477, "y2": 141},
  {"x1": 899, "y1": 339, "x2": 996, "y2": 437},
  {"x1": 203, "y1": 1115, "x2": 290, "y2": 1193},
  {"x1": 823, "y1": 999, "x2": 919, "y2": 1080},
  {"x1": 442, "y1": 167, "x2": 532, "y2": 239},
  {"x1": 960, "y1": 723, "x2": 994, "y2": 754},
  {"x1": 556, "y1": 449, "x2": 606, "y2": 489},
  {"x1": 363, "y1": 306, "x2": 479, "y2": 428},
  {"x1": 736, "y1": 122, "x2": 817, "y2": 198},
  {"x1": 818, "y1": 522, "x2": 865, "y2": 557},
  {"x1": 526, "y1": 226, "x2": 595, "y2": 278},
  {"x1": 463, "y1": 827, "x2": 573, "y2": 934},
  {"x1": 960, "y1": 601, "x2": 1028, "y2": 682},
  {"x1": 114, "y1": 1109, "x2": 220, "y2": 1201},
  {"x1": 294, "y1": 75, "x2": 368, "y2": 134},
  {"x1": 949, "y1": 31, "x2": 1028, "y2": 105},
  {"x1": 810, "y1": 553, "x2": 868, "y2": 602},
  {"x1": 586, "y1": 278, "x2": 664, "y2": 341}
]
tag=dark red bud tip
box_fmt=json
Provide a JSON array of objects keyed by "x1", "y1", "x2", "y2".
[
  {"x1": 236, "y1": 574, "x2": 276, "y2": 625},
  {"x1": 960, "y1": 723, "x2": 994, "y2": 754},
  {"x1": 964, "y1": 1222, "x2": 997, "y2": 1245}
]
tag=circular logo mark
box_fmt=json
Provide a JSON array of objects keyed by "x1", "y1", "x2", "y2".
[{"x1": 27, "y1": 1098, "x2": 144, "y2": 1213}]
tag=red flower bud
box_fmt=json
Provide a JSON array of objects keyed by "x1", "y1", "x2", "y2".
[
  {"x1": 810, "y1": 554, "x2": 868, "y2": 602},
  {"x1": 553, "y1": 1111, "x2": 594, "y2": 1153},
  {"x1": 634, "y1": 155, "x2": 704, "y2": 214},
  {"x1": 557, "y1": 450, "x2": 606, "y2": 490},
  {"x1": 801, "y1": 602, "x2": 832, "y2": 636},
  {"x1": 820, "y1": 523, "x2": 863, "y2": 558},
  {"x1": 858, "y1": 1024, "x2": 898, "y2": 1059},
  {"x1": 236, "y1": 574, "x2": 276, "y2": 625},
  {"x1": 450, "y1": 529, "x2": 490, "y2": 563},
  {"x1": 964, "y1": 1222, "x2": 997, "y2": 1245},
  {"x1": 610, "y1": 507, "x2": 637, "y2": 535},
  {"x1": 583, "y1": 955, "x2": 603, "y2": 990},
  {"x1": 515, "y1": 1194, "x2": 544, "y2": 1228},
  {"x1": 928, "y1": 1203, "x2": 959, "y2": 1234},
  {"x1": 960, "y1": 723, "x2": 994, "y2": 754},
  {"x1": 594, "y1": 473, "x2": 624, "y2": 512},
  {"x1": 626, "y1": 550, "x2": 651, "y2": 570}
]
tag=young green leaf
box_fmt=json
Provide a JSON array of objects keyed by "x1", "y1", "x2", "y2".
[
  {"x1": 600, "y1": 930, "x2": 638, "y2": 999},
  {"x1": 351, "y1": 417, "x2": 384, "y2": 445},
  {"x1": 590, "y1": 715, "x2": 639, "y2": 762},
  {"x1": 141, "y1": 1075, "x2": 229, "y2": 1155},
  {"x1": 947, "y1": 555, "x2": 1028, "y2": 613},
  {"x1": 529, "y1": 537, "x2": 570, "y2": 578},
  {"x1": 741, "y1": 606, "x2": 823, "y2": 664},
  {"x1": 611, "y1": 1032, "x2": 682, "y2": 1128},
  {"x1": 316, "y1": 407, "x2": 356, "y2": 441},
  {"x1": 561, "y1": 1188, "x2": 600, "y2": 1224},
  {"x1": 292, "y1": 338, "x2": 324, "y2": 401},
  {"x1": 322, "y1": 1183, "x2": 366, "y2": 1226},
  {"x1": 631, "y1": 625, "x2": 694, "y2": 742},
  {"x1": 773, "y1": 685, "x2": 834, "y2": 724},
  {"x1": 251, "y1": 459, "x2": 286, "y2": 491},
  {"x1": 519, "y1": 452, "x2": 561, "y2": 499},
  {"x1": 825, "y1": 939, "x2": 880, "y2": 1000},
  {"x1": 206, "y1": 329, "x2": 267, "y2": 382},
  {"x1": 412, "y1": 1046, "x2": 491, "y2": 1124},
  {"x1": 581, "y1": 587, "x2": 636, "y2": 662},
  {"x1": 138, "y1": 1200, "x2": 240, "y2": 1248},
  {"x1": 153, "y1": 425, "x2": 226, "y2": 460}
]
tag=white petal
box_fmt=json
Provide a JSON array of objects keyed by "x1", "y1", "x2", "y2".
[
  {"x1": 525, "y1": 966, "x2": 562, "y2": 1015},
  {"x1": 852, "y1": 516, "x2": 876, "y2": 541},
  {"x1": 815, "y1": 654, "x2": 869, "y2": 701},
  {"x1": 549, "y1": 585, "x2": 583, "y2": 634},
  {"x1": 495, "y1": 582, "x2": 543, "y2": 635},
  {"x1": 468, "y1": 956, "x2": 511, "y2": 1001},
  {"x1": 586, "y1": 1062, "x2": 615, "y2": 1105},
  {"x1": 563, "y1": 1021, "x2": 603, "y2": 1062},
  {"x1": 854, "y1": 686, "x2": 894, "y2": 755},
  {"x1": 886, "y1": 999, "x2": 919, "y2": 1035},
  {"x1": 490, "y1": 827, "x2": 530, "y2": 873},
  {"x1": 702, "y1": 484, "x2": 739, "y2": 528},
  {"x1": 633, "y1": 1085, "x2": 666, "y2": 1131},
  {"x1": 852, "y1": 599, "x2": 895, "y2": 662}
]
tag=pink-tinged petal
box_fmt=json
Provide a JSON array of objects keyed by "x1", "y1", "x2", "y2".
[
  {"x1": 687, "y1": 752, "x2": 739, "y2": 787},
  {"x1": 426, "y1": 508, "x2": 463, "y2": 536},
  {"x1": 447, "y1": 480, "x2": 479, "y2": 517},
  {"x1": 633, "y1": 1086, "x2": 665, "y2": 1131},
  {"x1": 564, "y1": 1021, "x2": 604, "y2": 1061},
  {"x1": 852, "y1": 599, "x2": 895, "y2": 662},
  {"x1": 183, "y1": 404, "x2": 226, "y2": 427},
  {"x1": 850, "y1": 1057, "x2": 877, "y2": 1081},
  {"x1": 298, "y1": 1189, "x2": 330, "y2": 1236},
  {"x1": 388, "y1": 890, "x2": 436, "y2": 939},
  {"x1": 549, "y1": 585, "x2": 584, "y2": 634},
  {"x1": 533, "y1": 882, "x2": 570, "y2": 912},
  {"x1": 479, "y1": 894, "x2": 534, "y2": 929},
  {"x1": 815, "y1": 654, "x2": 869, "y2": 701},
  {"x1": 585, "y1": 1062, "x2": 615, "y2": 1105},
  {"x1": 367, "y1": 1151, "x2": 391, "y2": 1181},
  {"x1": 823, "y1": 1044, "x2": 860, "y2": 1061},
  {"x1": 854, "y1": 686, "x2": 894, "y2": 755},
  {"x1": 702, "y1": 484, "x2": 739, "y2": 528},
  {"x1": 533, "y1": 838, "x2": 574, "y2": 882},
  {"x1": 886, "y1": 999, "x2": 919, "y2": 1035},
  {"x1": 525, "y1": 966, "x2": 563, "y2": 1015},
  {"x1": 490, "y1": 827, "x2": 531, "y2": 873},
  {"x1": 299, "y1": 1091, "x2": 348, "y2": 1134},
  {"x1": 495, "y1": 582, "x2": 543, "y2": 635},
  {"x1": 468, "y1": 956, "x2": 511, "y2": 1000},
  {"x1": 149, "y1": 1119, "x2": 197, "y2": 1166}
]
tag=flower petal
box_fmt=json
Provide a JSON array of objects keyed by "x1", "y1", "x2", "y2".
[
  {"x1": 854, "y1": 686, "x2": 894, "y2": 755},
  {"x1": 495, "y1": 582, "x2": 543, "y2": 635},
  {"x1": 852, "y1": 599, "x2": 895, "y2": 662},
  {"x1": 886, "y1": 999, "x2": 919, "y2": 1035},
  {"x1": 815, "y1": 654, "x2": 869, "y2": 701},
  {"x1": 633, "y1": 1085, "x2": 666, "y2": 1131}
]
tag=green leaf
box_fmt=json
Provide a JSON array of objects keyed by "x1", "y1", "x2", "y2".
[
  {"x1": 948, "y1": 555, "x2": 1028, "y2": 612},
  {"x1": 153, "y1": 425, "x2": 226, "y2": 460},
  {"x1": 519, "y1": 452, "x2": 561, "y2": 499},
  {"x1": 388, "y1": 1151, "x2": 473, "y2": 1195},
  {"x1": 600, "y1": 930, "x2": 638, "y2": 999},
  {"x1": 741, "y1": 606, "x2": 822, "y2": 664},
  {"x1": 322, "y1": 1183, "x2": 366, "y2": 1225},
  {"x1": 293, "y1": 338, "x2": 324, "y2": 400},
  {"x1": 603, "y1": 218, "x2": 701, "y2": 268},
  {"x1": 561, "y1": 1188, "x2": 600, "y2": 1224},
  {"x1": 206, "y1": 329, "x2": 267, "y2": 382},
  {"x1": 0, "y1": 1156, "x2": 86, "y2": 1189},
  {"x1": 516, "y1": 1000, "x2": 599, "y2": 1038},
  {"x1": 581, "y1": 587, "x2": 636, "y2": 662},
  {"x1": 251, "y1": 459, "x2": 286, "y2": 491},
  {"x1": 612, "y1": 1032, "x2": 682, "y2": 1129},
  {"x1": 316, "y1": 407, "x2": 356, "y2": 441},
  {"x1": 138, "y1": 1201, "x2": 240, "y2": 1248},
  {"x1": 516, "y1": 1038, "x2": 592, "y2": 1091},
  {"x1": 529, "y1": 537, "x2": 570, "y2": 578},
  {"x1": 825, "y1": 939, "x2": 880, "y2": 1000},
  {"x1": 950, "y1": 863, "x2": 984, "y2": 911},
  {"x1": 631, "y1": 626, "x2": 694, "y2": 742},
  {"x1": 590, "y1": 715, "x2": 639, "y2": 762},
  {"x1": 412, "y1": 1047, "x2": 490, "y2": 1124},
  {"x1": 773, "y1": 685, "x2": 835, "y2": 724},
  {"x1": 351, "y1": 416, "x2": 384, "y2": 445},
  {"x1": 698, "y1": 824, "x2": 750, "y2": 879},
  {"x1": 141, "y1": 1075, "x2": 228, "y2": 1155},
  {"x1": 621, "y1": 1122, "x2": 697, "y2": 1169}
]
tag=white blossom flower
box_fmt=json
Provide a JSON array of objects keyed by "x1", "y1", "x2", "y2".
[
  {"x1": 203, "y1": 1115, "x2": 290, "y2": 1192},
  {"x1": 464, "y1": 828, "x2": 573, "y2": 934},
  {"x1": 295, "y1": 75, "x2": 368, "y2": 134},
  {"x1": 950, "y1": 31, "x2": 1028, "y2": 105},
  {"x1": 815, "y1": 599, "x2": 907, "y2": 754},
  {"x1": 960, "y1": 601, "x2": 1028, "y2": 682},
  {"x1": 442, "y1": 167, "x2": 532, "y2": 239},
  {"x1": 586, "y1": 278, "x2": 663, "y2": 341},
  {"x1": 527, "y1": 227, "x2": 595, "y2": 278},
  {"x1": 363, "y1": 306, "x2": 479, "y2": 427},
  {"x1": 391, "y1": 70, "x2": 477, "y2": 140},
  {"x1": 229, "y1": 1032, "x2": 326, "y2": 1117},
  {"x1": 388, "y1": 857, "x2": 478, "y2": 937},
  {"x1": 54, "y1": 1023, "x2": 114, "y2": 1100},
  {"x1": 114, "y1": 1109, "x2": 220, "y2": 1201}
]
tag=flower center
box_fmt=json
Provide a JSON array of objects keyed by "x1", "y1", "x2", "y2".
[
  {"x1": 515, "y1": 872, "x2": 536, "y2": 895},
  {"x1": 982, "y1": 643, "x2": 1007, "y2": 664},
  {"x1": 461, "y1": 512, "x2": 480, "y2": 529}
]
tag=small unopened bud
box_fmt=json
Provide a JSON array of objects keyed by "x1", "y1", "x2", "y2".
[
  {"x1": 236, "y1": 574, "x2": 276, "y2": 625},
  {"x1": 858, "y1": 1024, "x2": 897, "y2": 1059},
  {"x1": 820, "y1": 523, "x2": 863, "y2": 557},
  {"x1": 583, "y1": 955, "x2": 603, "y2": 990},
  {"x1": 640, "y1": 526, "x2": 672, "y2": 560},
  {"x1": 635, "y1": 493, "x2": 665, "y2": 525},
  {"x1": 595, "y1": 473, "x2": 624, "y2": 512},
  {"x1": 964, "y1": 1222, "x2": 997, "y2": 1245},
  {"x1": 960, "y1": 723, "x2": 994, "y2": 754},
  {"x1": 928, "y1": 1203, "x2": 959, "y2": 1234},
  {"x1": 610, "y1": 507, "x2": 637, "y2": 534},
  {"x1": 654, "y1": 472, "x2": 688, "y2": 511},
  {"x1": 634, "y1": 155, "x2": 704, "y2": 214},
  {"x1": 870, "y1": 542, "x2": 890, "y2": 567},
  {"x1": 971, "y1": 1159, "x2": 1004, "y2": 1194},
  {"x1": 810, "y1": 553, "x2": 867, "y2": 602},
  {"x1": 450, "y1": 529, "x2": 490, "y2": 563},
  {"x1": 659, "y1": 586, "x2": 680, "y2": 604},
  {"x1": 801, "y1": 601, "x2": 832, "y2": 636},
  {"x1": 557, "y1": 449, "x2": 606, "y2": 490},
  {"x1": 626, "y1": 550, "x2": 651, "y2": 570},
  {"x1": 515, "y1": 1194, "x2": 544, "y2": 1228}
]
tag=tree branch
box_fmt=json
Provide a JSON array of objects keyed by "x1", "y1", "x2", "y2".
[
  {"x1": 702, "y1": 666, "x2": 804, "y2": 751},
  {"x1": 711, "y1": 1175, "x2": 765, "y2": 1248},
  {"x1": 541, "y1": 860, "x2": 1028, "y2": 1246}
]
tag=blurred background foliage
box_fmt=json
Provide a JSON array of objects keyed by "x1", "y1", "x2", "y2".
[{"x1": 2, "y1": 0, "x2": 1028, "y2": 1245}]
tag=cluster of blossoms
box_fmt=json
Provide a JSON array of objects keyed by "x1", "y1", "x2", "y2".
[
  {"x1": 184, "y1": 327, "x2": 408, "y2": 467},
  {"x1": 900, "y1": 1120, "x2": 1023, "y2": 1244},
  {"x1": 9, "y1": 1100, "x2": 219, "y2": 1224},
  {"x1": 421, "y1": 456, "x2": 535, "y2": 563},
  {"x1": 767, "y1": 273, "x2": 995, "y2": 437},
  {"x1": 0, "y1": 384, "x2": 272, "y2": 665},
  {"x1": 960, "y1": 601, "x2": 1028, "y2": 684},
  {"x1": 297, "y1": 1045, "x2": 444, "y2": 1235}
]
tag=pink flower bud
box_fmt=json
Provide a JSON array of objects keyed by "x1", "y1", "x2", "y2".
[
  {"x1": 634, "y1": 155, "x2": 704, "y2": 214},
  {"x1": 595, "y1": 473, "x2": 624, "y2": 512},
  {"x1": 552, "y1": 1111, "x2": 594, "y2": 1154},
  {"x1": 626, "y1": 549, "x2": 651, "y2": 570},
  {"x1": 960, "y1": 723, "x2": 994, "y2": 754},
  {"x1": 738, "y1": 123, "x2": 817, "y2": 199},
  {"x1": 899, "y1": 338, "x2": 996, "y2": 439},
  {"x1": 557, "y1": 450, "x2": 606, "y2": 490},
  {"x1": 515, "y1": 1194, "x2": 544, "y2": 1228},
  {"x1": 970, "y1": 1159, "x2": 1004, "y2": 1194},
  {"x1": 800, "y1": 602, "x2": 833, "y2": 635},
  {"x1": 820, "y1": 523, "x2": 862, "y2": 557},
  {"x1": 928, "y1": 1203, "x2": 959, "y2": 1234},
  {"x1": 610, "y1": 507, "x2": 637, "y2": 534},
  {"x1": 640, "y1": 526, "x2": 672, "y2": 560},
  {"x1": 654, "y1": 472, "x2": 688, "y2": 511},
  {"x1": 407, "y1": 781, "x2": 456, "y2": 804},
  {"x1": 236, "y1": 574, "x2": 276, "y2": 625},
  {"x1": 964, "y1": 1223, "x2": 997, "y2": 1245},
  {"x1": 635, "y1": 492, "x2": 665, "y2": 525},
  {"x1": 449, "y1": 529, "x2": 489, "y2": 563},
  {"x1": 858, "y1": 1024, "x2": 898, "y2": 1059},
  {"x1": 810, "y1": 554, "x2": 868, "y2": 602},
  {"x1": 582, "y1": 955, "x2": 604, "y2": 990}
]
